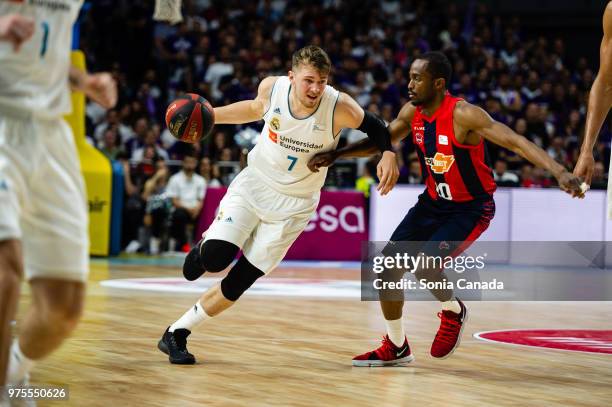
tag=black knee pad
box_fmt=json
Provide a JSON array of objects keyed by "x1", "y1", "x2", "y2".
[
  {"x1": 220, "y1": 256, "x2": 264, "y2": 301},
  {"x1": 200, "y1": 239, "x2": 240, "y2": 272}
]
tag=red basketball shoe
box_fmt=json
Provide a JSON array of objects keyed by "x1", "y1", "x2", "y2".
[
  {"x1": 430, "y1": 298, "x2": 468, "y2": 358},
  {"x1": 352, "y1": 335, "x2": 414, "y2": 367}
]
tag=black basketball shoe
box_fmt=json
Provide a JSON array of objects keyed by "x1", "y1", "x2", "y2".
[
  {"x1": 183, "y1": 239, "x2": 205, "y2": 281},
  {"x1": 158, "y1": 327, "x2": 196, "y2": 365}
]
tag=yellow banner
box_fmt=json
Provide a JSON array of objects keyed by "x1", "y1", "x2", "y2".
[{"x1": 65, "y1": 50, "x2": 112, "y2": 256}]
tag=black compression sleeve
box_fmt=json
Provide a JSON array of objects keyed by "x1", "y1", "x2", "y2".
[{"x1": 357, "y1": 111, "x2": 393, "y2": 153}]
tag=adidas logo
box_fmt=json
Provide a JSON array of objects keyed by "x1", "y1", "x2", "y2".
[
  {"x1": 273, "y1": 107, "x2": 281, "y2": 114},
  {"x1": 313, "y1": 124, "x2": 325, "y2": 132},
  {"x1": 224, "y1": 216, "x2": 233, "y2": 223}
]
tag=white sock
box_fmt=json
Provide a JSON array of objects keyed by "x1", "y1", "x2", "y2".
[
  {"x1": 169, "y1": 301, "x2": 209, "y2": 332},
  {"x1": 7, "y1": 339, "x2": 35, "y2": 385},
  {"x1": 385, "y1": 318, "x2": 405, "y2": 348},
  {"x1": 441, "y1": 298, "x2": 461, "y2": 314}
]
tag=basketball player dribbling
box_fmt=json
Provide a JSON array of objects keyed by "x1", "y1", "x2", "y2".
[
  {"x1": 0, "y1": 1, "x2": 117, "y2": 400},
  {"x1": 575, "y1": 1, "x2": 612, "y2": 211},
  {"x1": 308, "y1": 51, "x2": 584, "y2": 366},
  {"x1": 158, "y1": 45, "x2": 400, "y2": 364}
]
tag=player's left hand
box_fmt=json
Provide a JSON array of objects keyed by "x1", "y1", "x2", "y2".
[
  {"x1": 83, "y1": 72, "x2": 117, "y2": 109},
  {"x1": 557, "y1": 171, "x2": 586, "y2": 198},
  {"x1": 376, "y1": 151, "x2": 399, "y2": 196}
]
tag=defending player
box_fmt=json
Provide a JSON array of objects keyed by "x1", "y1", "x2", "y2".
[
  {"x1": 158, "y1": 45, "x2": 399, "y2": 364},
  {"x1": 308, "y1": 51, "x2": 584, "y2": 366},
  {"x1": 0, "y1": 1, "x2": 117, "y2": 395},
  {"x1": 574, "y1": 1, "x2": 612, "y2": 210}
]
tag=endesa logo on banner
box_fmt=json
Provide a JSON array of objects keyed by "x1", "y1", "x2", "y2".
[{"x1": 303, "y1": 204, "x2": 366, "y2": 234}]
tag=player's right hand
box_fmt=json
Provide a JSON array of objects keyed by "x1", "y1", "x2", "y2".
[
  {"x1": 307, "y1": 151, "x2": 338, "y2": 173},
  {"x1": 376, "y1": 151, "x2": 400, "y2": 196},
  {"x1": 573, "y1": 152, "x2": 595, "y2": 186},
  {"x1": 0, "y1": 14, "x2": 35, "y2": 52},
  {"x1": 557, "y1": 171, "x2": 586, "y2": 199}
]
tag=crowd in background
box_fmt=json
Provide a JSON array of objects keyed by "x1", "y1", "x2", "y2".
[{"x1": 78, "y1": 0, "x2": 611, "y2": 252}]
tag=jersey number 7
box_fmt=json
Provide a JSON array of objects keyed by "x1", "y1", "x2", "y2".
[{"x1": 287, "y1": 155, "x2": 298, "y2": 171}]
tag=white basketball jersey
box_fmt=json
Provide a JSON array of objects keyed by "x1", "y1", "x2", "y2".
[
  {"x1": 0, "y1": 0, "x2": 83, "y2": 119},
  {"x1": 248, "y1": 76, "x2": 341, "y2": 198}
]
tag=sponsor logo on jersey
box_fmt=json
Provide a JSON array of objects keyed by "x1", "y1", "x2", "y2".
[
  {"x1": 438, "y1": 134, "x2": 449, "y2": 145},
  {"x1": 269, "y1": 129, "x2": 278, "y2": 143},
  {"x1": 425, "y1": 152, "x2": 455, "y2": 174}
]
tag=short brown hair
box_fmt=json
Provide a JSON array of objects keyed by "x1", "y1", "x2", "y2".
[{"x1": 291, "y1": 45, "x2": 331, "y2": 74}]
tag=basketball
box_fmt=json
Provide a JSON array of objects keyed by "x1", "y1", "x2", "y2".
[{"x1": 165, "y1": 93, "x2": 215, "y2": 143}]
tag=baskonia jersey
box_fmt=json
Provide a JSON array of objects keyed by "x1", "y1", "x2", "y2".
[
  {"x1": 248, "y1": 76, "x2": 341, "y2": 198},
  {"x1": 412, "y1": 92, "x2": 496, "y2": 202},
  {"x1": 0, "y1": 0, "x2": 83, "y2": 119}
]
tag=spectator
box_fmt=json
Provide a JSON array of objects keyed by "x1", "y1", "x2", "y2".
[
  {"x1": 590, "y1": 162, "x2": 608, "y2": 190},
  {"x1": 166, "y1": 153, "x2": 207, "y2": 251},
  {"x1": 493, "y1": 159, "x2": 520, "y2": 187},
  {"x1": 132, "y1": 127, "x2": 170, "y2": 163},
  {"x1": 98, "y1": 128, "x2": 122, "y2": 160},
  {"x1": 142, "y1": 158, "x2": 171, "y2": 255},
  {"x1": 199, "y1": 157, "x2": 222, "y2": 187}
]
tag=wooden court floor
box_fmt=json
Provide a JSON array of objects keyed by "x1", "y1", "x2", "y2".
[{"x1": 11, "y1": 258, "x2": 612, "y2": 407}]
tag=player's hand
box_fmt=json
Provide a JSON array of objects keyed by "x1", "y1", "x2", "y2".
[
  {"x1": 557, "y1": 171, "x2": 586, "y2": 199},
  {"x1": 376, "y1": 151, "x2": 399, "y2": 196},
  {"x1": 307, "y1": 151, "x2": 338, "y2": 173},
  {"x1": 573, "y1": 152, "x2": 595, "y2": 186},
  {"x1": 83, "y1": 72, "x2": 118, "y2": 109},
  {"x1": 0, "y1": 14, "x2": 35, "y2": 52}
]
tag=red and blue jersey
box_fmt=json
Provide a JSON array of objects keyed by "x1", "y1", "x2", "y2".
[{"x1": 412, "y1": 93, "x2": 496, "y2": 203}]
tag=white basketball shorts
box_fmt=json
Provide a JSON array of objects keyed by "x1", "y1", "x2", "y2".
[
  {"x1": 203, "y1": 167, "x2": 319, "y2": 274},
  {"x1": 0, "y1": 115, "x2": 88, "y2": 282}
]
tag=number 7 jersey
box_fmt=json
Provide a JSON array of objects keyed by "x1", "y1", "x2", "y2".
[
  {"x1": 412, "y1": 92, "x2": 496, "y2": 202},
  {"x1": 248, "y1": 76, "x2": 341, "y2": 198},
  {"x1": 0, "y1": 0, "x2": 83, "y2": 119}
]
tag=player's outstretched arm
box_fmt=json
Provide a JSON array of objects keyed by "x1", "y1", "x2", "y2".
[
  {"x1": 331, "y1": 93, "x2": 399, "y2": 195},
  {"x1": 0, "y1": 13, "x2": 34, "y2": 52},
  {"x1": 455, "y1": 102, "x2": 585, "y2": 198},
  {"x1": 575, "y1": 1, "x2": 612, "y2": 184},
  {"x1": 213, "y1": 76, "x2": 277, "y2": 124}
]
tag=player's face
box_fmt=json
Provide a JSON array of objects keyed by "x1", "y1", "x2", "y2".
[
  {"x1": 408, "y1": 59, "x2": 435, "y2": 106},
  {"x1": 289, "y1": 64, "x2": 328, "y2": 109}
]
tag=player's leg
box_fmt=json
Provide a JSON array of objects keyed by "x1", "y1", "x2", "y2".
[
  {"x1": 0, "y1": 116, "x2": 31, "y2": 387},
  {"x1": 422, "y1": 198, "x2": 495, "y2": 359},
  {"x1": 6, "y1": 119, "x2": 89, "y2": 386},
  {"x1": 0, "y1": 240, "x2": 22, "y2": 387},
  {"x1": 352, "y1": 196, "x2": 440, "y2": 367},
  {"x1": 159, "y1": 189, "x2": 260, "y2": 364}
]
